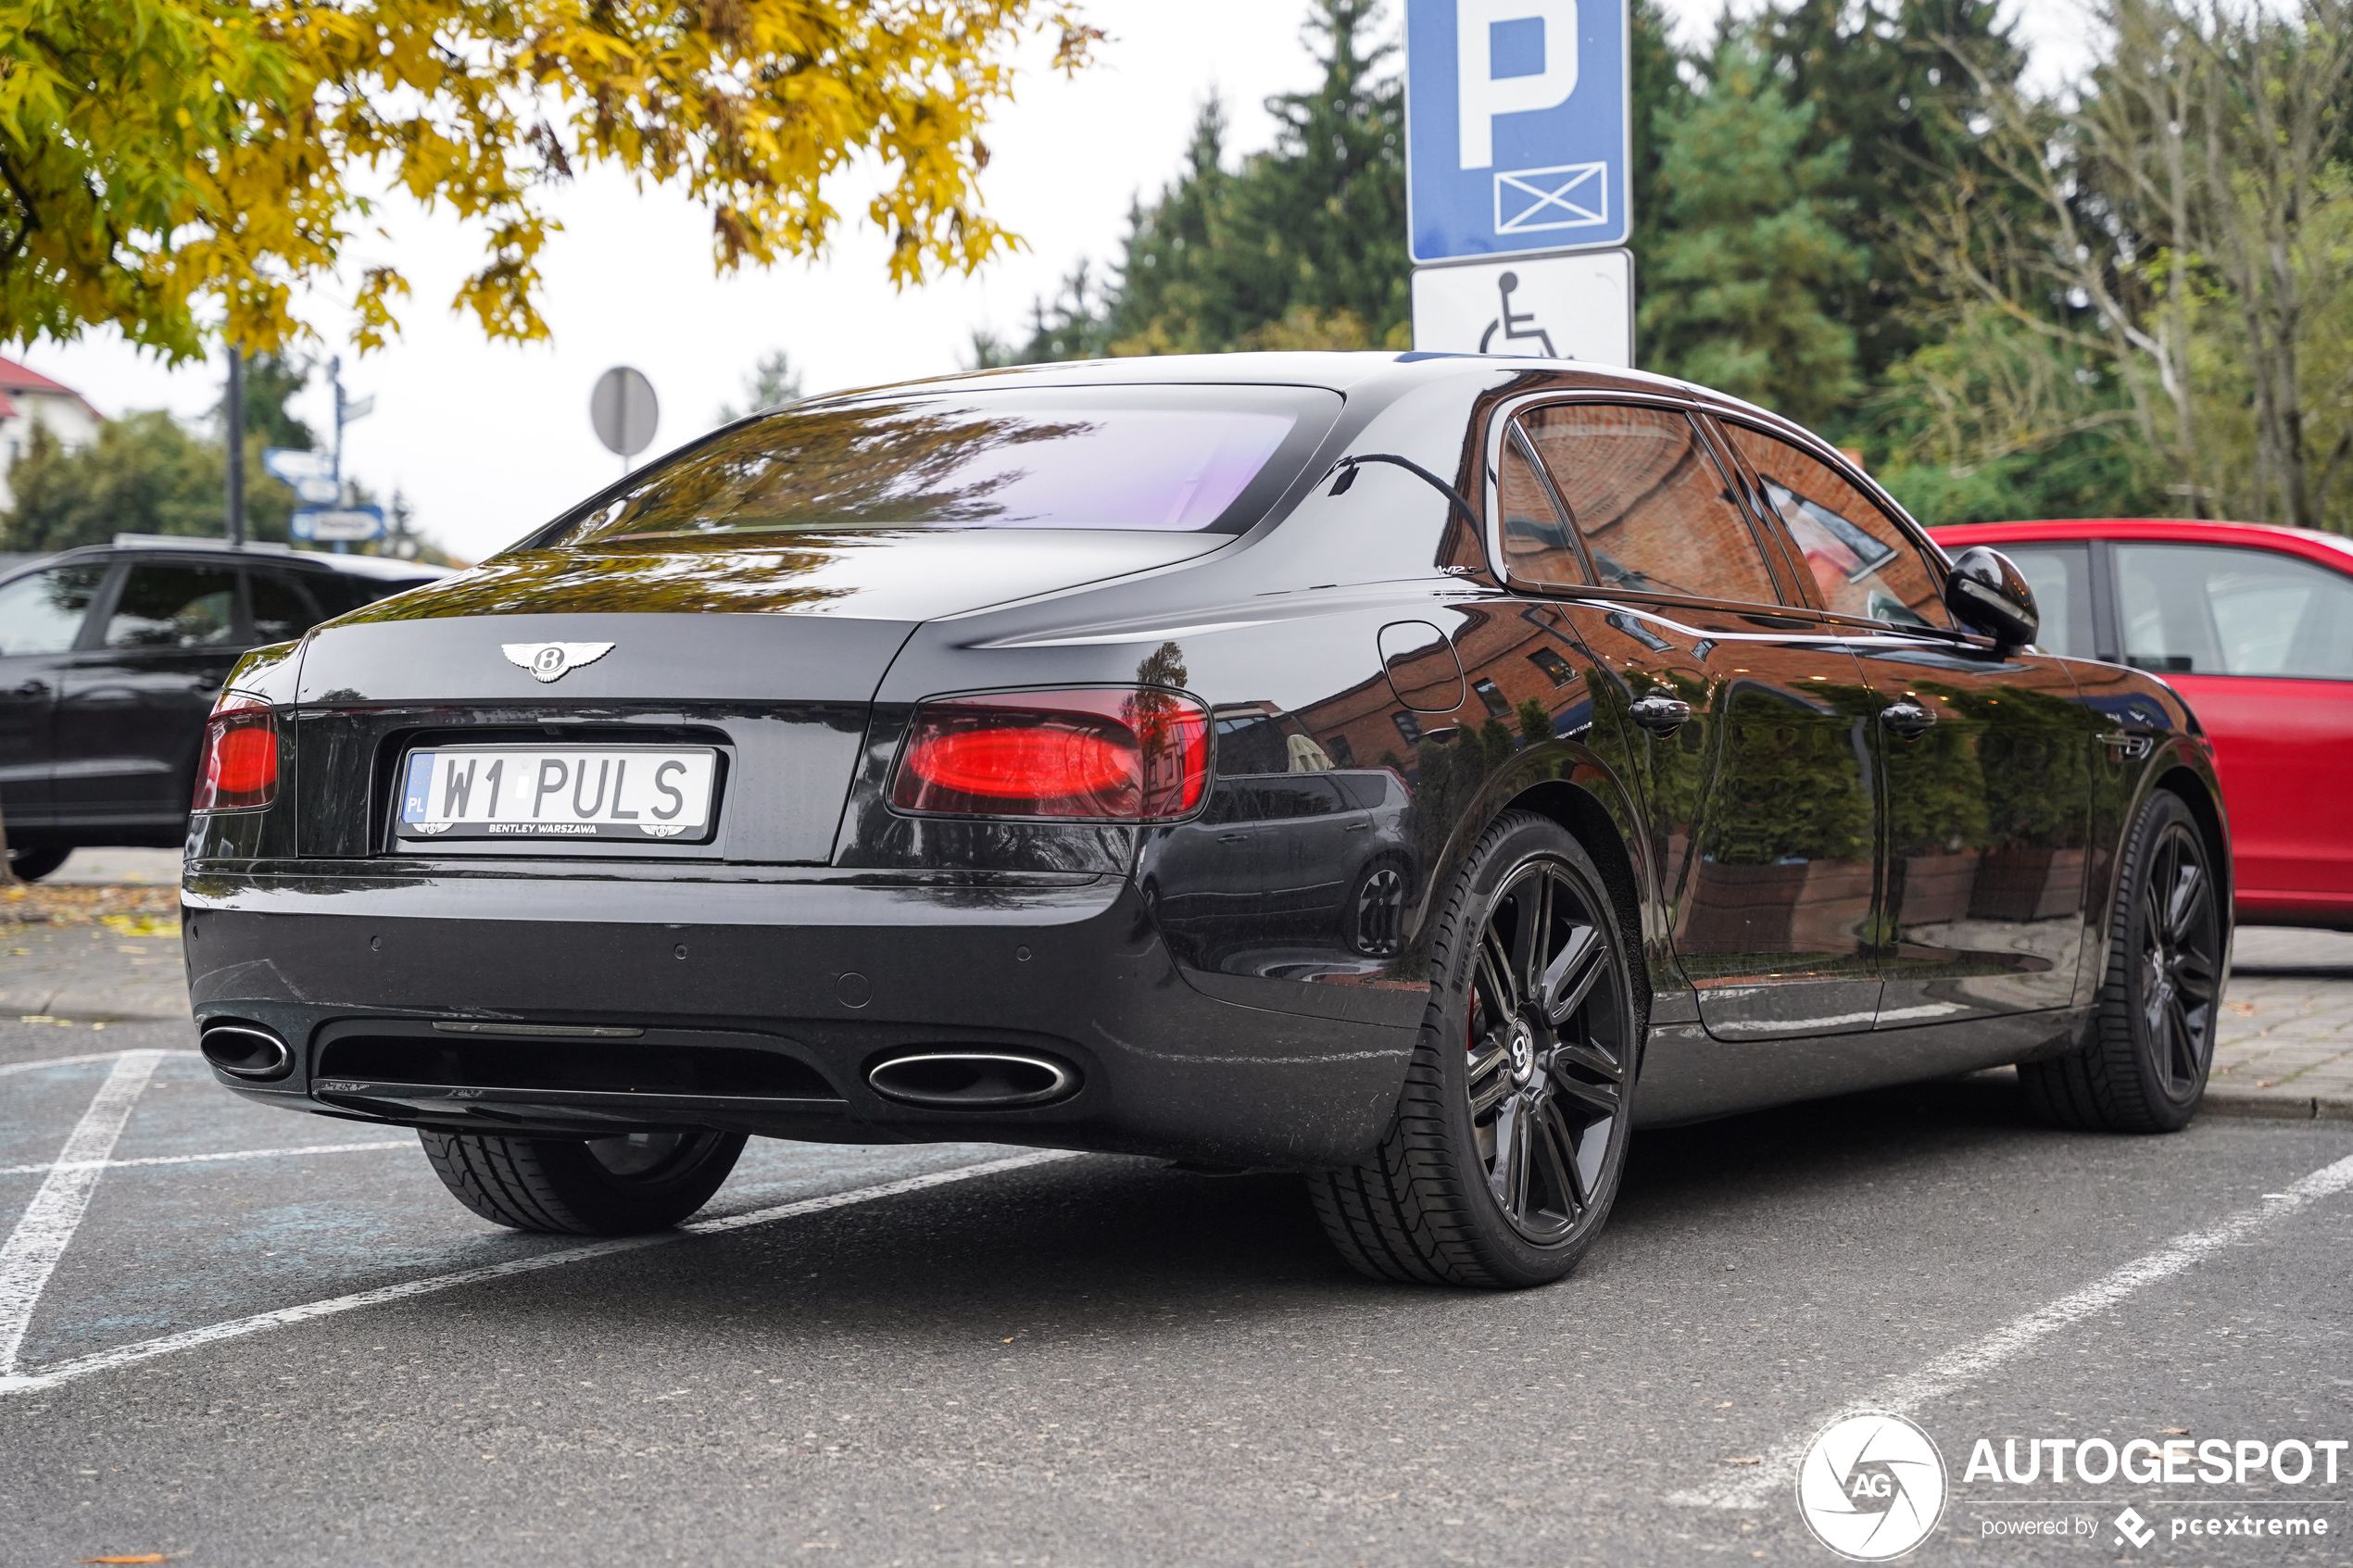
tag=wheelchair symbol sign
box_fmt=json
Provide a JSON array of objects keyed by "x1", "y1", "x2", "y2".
[{"x1": 1405, "y1": 0, "x2": 1631, "y2": 262}]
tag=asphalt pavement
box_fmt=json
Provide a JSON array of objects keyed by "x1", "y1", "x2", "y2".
[{"x1": 2, "y1": 860, "x2": 2348, "y2": 1566}]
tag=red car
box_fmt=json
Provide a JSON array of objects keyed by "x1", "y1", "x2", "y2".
[{"x1": 1931, "y1": 519, "x2": 2353, "y2": 931}]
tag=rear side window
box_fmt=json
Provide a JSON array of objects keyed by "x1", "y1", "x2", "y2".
[
  {"x1": 1994, "y1": 544, "x2": 2095, "y2": 659},
  {"x1": 105, "y1": 564, "x2": 238, "y2": 649},
  {"x1": 543, "y1": 385, "x2": 1340, "y2": 548},
  {"x1": 1724, "y1": 424, "x2": 1948, "y2": 628},
  {"x1": 0, "y1": 564, "x2": 106, "y2": 656},
  {"x1": 2117, "y1": 543, "x2": 2353, "y2": 679},
  {"x1": 1497, "y1": 428, "x2": 1583, "y2": 587},
  {"x1": 1517, "y1": 404, "x2": 1781, "y2": 606}
]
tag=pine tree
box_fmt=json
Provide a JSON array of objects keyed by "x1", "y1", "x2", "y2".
[
  {"x1": 1756, "y1": 0, "x2": 2029, "y2": 384},
  {"x1": 1638, "y1": 33, "x2": 1866, "y2": 428}
]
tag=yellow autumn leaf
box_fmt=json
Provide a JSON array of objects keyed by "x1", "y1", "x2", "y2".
[{"x1": 0, "y1": 1, "x2": 1102, "y2": 360}]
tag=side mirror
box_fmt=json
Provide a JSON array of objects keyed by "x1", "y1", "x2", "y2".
[{"x1": 1943, "y1": 546, "x2": 2040, "y2": 651}]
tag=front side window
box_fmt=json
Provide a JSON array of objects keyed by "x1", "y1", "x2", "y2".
[
  {"x1": 543, "y1": 385, "x2": 1338, "y2": 549},
  {"x1": 0, "y1": 565, "x2": 106, "y2": 656},
  {"x1": 1518, "y1": 404, "x2": 1781, "y2": 606},
  {"x1": 1724, "y1": 424, "x2": 1948, "y2": 628},
  {"x1": 2118, "y1": 543, "x2": 2353, "y2": 679},
  {"x1": 105, "y1": 565, "x2": 239, "y2": 649}
]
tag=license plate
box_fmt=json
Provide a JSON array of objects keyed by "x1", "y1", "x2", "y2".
[{"x1": 396, "y1": 746, "x2": 719, "y2": 842}]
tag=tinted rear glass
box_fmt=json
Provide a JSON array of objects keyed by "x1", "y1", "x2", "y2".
[{"x1": 543, "y1": 385, "x2": 1340, "y2": 549}]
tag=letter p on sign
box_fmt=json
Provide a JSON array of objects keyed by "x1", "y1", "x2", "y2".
[{"x1": 1457, "y1": 0, "x2": 1579, "y2": 168}]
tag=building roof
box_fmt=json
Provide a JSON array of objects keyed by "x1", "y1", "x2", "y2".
[
  {"x1": 0, "y1": 356, "x2": 100, "y2": 423},
  {"x1": 0, "y1": 357, "x2": 82, "y2": 396}
]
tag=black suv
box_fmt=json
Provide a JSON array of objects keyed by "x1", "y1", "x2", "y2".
[{"x1": 0, "y1": 536, "x2": 449, "y2": 879}]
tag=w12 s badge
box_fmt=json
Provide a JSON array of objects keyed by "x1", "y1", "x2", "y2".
[{"x1": 1797, "y1": 1412, "x2": 1949, "y2": 1561}]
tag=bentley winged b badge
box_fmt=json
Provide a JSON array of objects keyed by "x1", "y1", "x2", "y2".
[{"x1": 502, "y1": 641, "x2": 616, "y2": 683}]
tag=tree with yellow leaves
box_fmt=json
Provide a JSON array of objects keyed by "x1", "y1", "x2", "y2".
[{"x1": 0, "y1": 0, "x2": 1097, "y2": 359}]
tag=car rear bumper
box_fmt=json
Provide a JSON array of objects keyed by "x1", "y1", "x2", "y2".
[{"x1": 182, "y1": 868, "x2": 1416, "y2": 1169}]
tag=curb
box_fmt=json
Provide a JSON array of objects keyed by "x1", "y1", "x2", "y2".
[{"x1": 2204, "y1": 1087, "x2": 2353, "y2": 1122}]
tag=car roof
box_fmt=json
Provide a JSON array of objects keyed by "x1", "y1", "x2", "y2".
[
  {"x1": 6, "y1": 536, "x2": 455, "y2": 582},
  {"x1": 1929, "y1": 517, "x2": 2353, "y2": 573},
  {"x1": 800, "y1": 348, "x2": 1759, "y2": 419}
]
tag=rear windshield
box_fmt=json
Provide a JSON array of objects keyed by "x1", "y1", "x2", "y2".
[{"x1": 540, "y1": 384, "x2": 1340, "y2": 548}]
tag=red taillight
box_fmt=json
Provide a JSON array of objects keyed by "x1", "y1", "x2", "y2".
[
  {"x1": 192, "y1": 692, "x2": 278, "y2": 811},
  {"x1": 891, "y1": 688, "x2": 1209, "y2": 821}
]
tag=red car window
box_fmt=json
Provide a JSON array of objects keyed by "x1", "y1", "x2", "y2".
[{"x1": 2118, "y1": 543, "x2": 2353, "y2": 679}]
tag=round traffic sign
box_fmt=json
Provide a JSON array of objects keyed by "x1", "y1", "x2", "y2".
[{"x1": 589, "y1": 366, "x2": 660, "y2": 459}]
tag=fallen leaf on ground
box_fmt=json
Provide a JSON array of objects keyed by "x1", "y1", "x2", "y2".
[
  {"x1": 2160, "y1": 1427, "x2": 2191, "y2": 1436},
  {"x1": 82, "y1": 1556, "x2": 168, "y2": 1564},
  {"x1": 1722, "y1": 1456, "x2": 1763, "y2": 1465}
]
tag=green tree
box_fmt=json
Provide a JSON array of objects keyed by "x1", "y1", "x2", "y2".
[
  {"x1": 980, "y1": 0, "x2": 1411, "y2": 361},
  {"x1": 1639, "y1": 33, "x2": 1866, "y2": 428},
  {"x1": 228, "y1": 354, "x2": 318, "y2": 449},
  {"x1": 2, "y1": 414, "x2": 296, "y2": 552},
  {"x1": 716, "y1": 350, "x2": 807, "y2": 422},
  {"x1": 1625, "y1": 0, "x2": 1692, "y2": 290},
  {"x1": 1753, "y1": 0, "x2": 2028, "y2": 385},
  {"x1": 1, "y1": 0, "x2": 1100, "y2": 359}
]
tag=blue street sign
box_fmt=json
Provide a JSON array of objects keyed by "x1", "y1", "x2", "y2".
[
  {"x1": 292, "y1": 504, "x2": 384, "y2": 543},
  {"x1": 1404, "y1": 0, "x2": 1631, "y2": 263}
]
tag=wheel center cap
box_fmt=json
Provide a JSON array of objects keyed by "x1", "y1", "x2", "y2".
[{"x1": 1507, "y1": 1020, "x2": 1536, "y2": 1085}]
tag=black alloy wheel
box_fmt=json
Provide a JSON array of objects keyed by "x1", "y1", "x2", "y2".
[
  {"x1": 2021, "y1": 790, "x2": 2223, "y2": 1132},
  {"x1": 419, "y1": 1127, "x2": 748, "y2": 1235},
  {"x1": 1466, "y1": 857, "x2": 1624, "y2": 1243},
  {"x1": 1310, "y1": 812, "x2": 1639, "y2": 1287}
]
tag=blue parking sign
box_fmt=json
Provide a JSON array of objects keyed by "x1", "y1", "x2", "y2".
[{"x1": 1404, "y1": 0, "x2": 1631, "y2": 262}]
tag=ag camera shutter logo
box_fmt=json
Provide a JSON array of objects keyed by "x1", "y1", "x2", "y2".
[{"x1": 1796, "y1": 1412, "x2": 1949, "y2": 1561}]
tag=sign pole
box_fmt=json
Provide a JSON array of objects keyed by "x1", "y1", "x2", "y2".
[{"x1": 223, "y1": 347, "x2": 246, "y2": 548}]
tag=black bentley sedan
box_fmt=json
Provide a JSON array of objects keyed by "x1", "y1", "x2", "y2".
[{"x1": 183, "y1": 355, "x2": 2228, "y2": 1288}]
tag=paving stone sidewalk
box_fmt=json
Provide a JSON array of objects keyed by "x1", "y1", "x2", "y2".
[{"x1": 2210, "y1": 924, "x2": 2353, "y2": 1120}]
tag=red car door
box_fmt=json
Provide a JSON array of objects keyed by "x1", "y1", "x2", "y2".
[{"x1": 2110, "y1": 539, "x2": 2353, "y2": 927}]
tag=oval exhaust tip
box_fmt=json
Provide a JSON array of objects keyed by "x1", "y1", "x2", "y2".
[
  {"x1": 867, "y1": 1052, "x2": 1076, "y2": 1110},
  {"x1": 201, "y1": 1022, "x2": 293, "y2": 1081}
]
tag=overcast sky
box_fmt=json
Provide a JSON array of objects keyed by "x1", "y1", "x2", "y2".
[{"x1": 22, "y1": 0, "x2": 2095, "y2": 564}]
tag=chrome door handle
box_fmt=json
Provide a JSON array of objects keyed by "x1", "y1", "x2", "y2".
[
  {"x1": 1627, "y1": 693, "x2": 1692, "y2": 735},
  {"x1": 1880, "y1": 700, "x2": 1938, "y2": 739},
  {"x1": 9, "y1": 680, "x2": 47, "y2": 698}
]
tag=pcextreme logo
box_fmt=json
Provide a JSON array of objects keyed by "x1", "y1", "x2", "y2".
[{"x1": 1796, "y1": 1412, "x2": 1949, "y2": 1561}]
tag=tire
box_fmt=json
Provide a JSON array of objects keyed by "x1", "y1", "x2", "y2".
[
  {"x1": 1308, "y1": 811, "x2": 1640, "y2": 1288},
  {"x1": 7, "y1": 844, "x2": 69, "y2": 882},
  {"x1": 419, "y1": 1129, "x2": 748, "y2": 1235},
  {"x1": 2020, "y1": 790, "x2": 2224, "y2": 1132}
]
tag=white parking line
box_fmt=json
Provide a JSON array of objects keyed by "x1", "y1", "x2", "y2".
[
  {"x1": 1668, "y1": 1149, "x2": 2353, "y2": 1510},
  {"x1": 0, "y1": 1139, "x2": 409, "y2": 1178},
  {"x1": 0, "y1": 1148, "x2": 1079, "y2": 1397},
  {"x1": 0, "y1": 1049, "x2": 198, "y2": 1076},
  {"x1": 0, "y1": 1050, "x2": 164, "y2": 1374}
]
